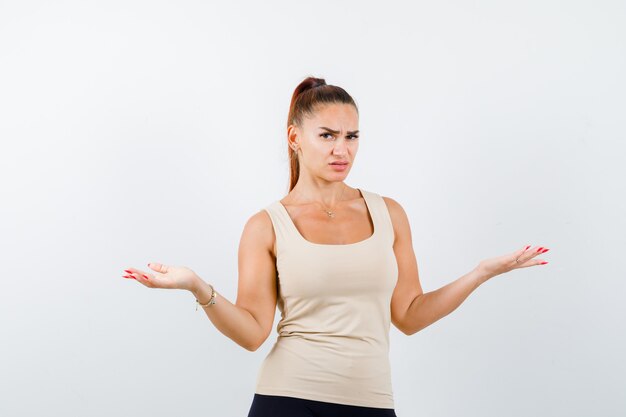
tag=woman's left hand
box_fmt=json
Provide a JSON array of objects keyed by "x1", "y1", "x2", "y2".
[{"x1": 477, "y1": 245, "x2": 550, "y2": 282}]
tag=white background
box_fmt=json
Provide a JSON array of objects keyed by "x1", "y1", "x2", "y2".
[{"x1": 1, "y1": 1, "x2": 624, "y2": 416}]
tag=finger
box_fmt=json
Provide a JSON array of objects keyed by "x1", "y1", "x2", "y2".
[
  {"x1": 512, "y1": 245, "x2": 531, "y2": 264},
  {"x1": 533, "y1": 245, "x2": 550, "y2": 265},
  {"x1": 521, "y1": 258, "x2": 549, "y2": 267},
  {"x1": 147, "y1": 262, "x2": 169, "y2": 273},
  {"x1": 515, "y1": 244, "x2": 531, "y2": 257},
  {"x1": 122, "y1": 268, "x2": 138, "y2": 279},
  {"x1": 122, "y1": 267, "x2": 152, "y2": 284},
  {"x1": 130, "y1": 271, "x2": 153, "y2": 287},
  {"x1": 516, "y1": 246, "x2": 550, "y2": 267},
  {"x1": 124, "y1": 267, "x2": 153, "y2": 279},
  {"x1": 519, "y1": 245, "x2": 545, "y2": 260},
  {"x1": 532, "y1": 246, "x2": 550, "y2": 257}
]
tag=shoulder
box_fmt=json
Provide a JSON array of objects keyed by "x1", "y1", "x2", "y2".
[
  {"x1": 380, "y1": 195, "x2": 404, "y2": 213},
  {"x1": 380, "y1": 195, "x2": 412, "y2": 245},
  {"x1": 361, "y1": 188, "x2": 406, "y2": 218},
  {"x1": 240, "y1": 206, "x2": 276, "y2": 254}
]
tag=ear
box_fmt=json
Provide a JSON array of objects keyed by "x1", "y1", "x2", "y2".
[{"x1": 287, "y1": 124, "x2": 299, "y2": 148}]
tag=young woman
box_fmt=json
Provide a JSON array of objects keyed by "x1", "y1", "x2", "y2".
[{"x1": 122, "y1": 76, "x2": 550, "y2": 417}]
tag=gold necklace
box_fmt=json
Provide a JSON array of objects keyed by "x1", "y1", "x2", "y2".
[
  {"x1": 318, "y1": 184, "x2": 347, "y2": 218},
  {"x1": 288, "y1": 185, "x2": 348, "y2": 218}
]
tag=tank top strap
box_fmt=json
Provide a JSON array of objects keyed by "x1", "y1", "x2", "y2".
[
  {"x1": 360, "y1": 188, "x2": 395, "y2": 246},
  {"x1": 262, "y1": 200, "x2": 302, "y2": 253}
]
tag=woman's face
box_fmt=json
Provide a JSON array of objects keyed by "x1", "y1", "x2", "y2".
[{"x1": 289, "y1": 102, "x2": 359, "y2": 182}]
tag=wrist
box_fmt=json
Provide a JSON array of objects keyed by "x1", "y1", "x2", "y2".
[
  {"x1": 192, "y1": 279, "x2": 217, "y2": 311},
  {"x1": 473, "y1": 264, "x2": 495, "y2": 286},
  {"x1": 189, "y1": 275, "x2": 205, "y2": 295}
]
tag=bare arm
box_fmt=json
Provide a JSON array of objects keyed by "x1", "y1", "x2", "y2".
[
  {"x1": 384, "y1": 196, "x2": 549, "y2": 336},
  {"x1": 191, "y1": 210, "x2": 278, "y2": 351},
  {"x1": 400, "y1": 266, "x2": 488, "y2": 335},
  {"x1": 402, "y1": 247, "x2": 548, "y2": 335}
]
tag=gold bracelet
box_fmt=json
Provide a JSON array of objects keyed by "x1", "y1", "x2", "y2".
[{"x1": 195, "y1": 284, "x2": 217, "y2": 311}]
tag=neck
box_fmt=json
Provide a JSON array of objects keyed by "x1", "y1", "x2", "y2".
[{"x1": 290, "y1": 182, "x2": 349, "y2": 207}]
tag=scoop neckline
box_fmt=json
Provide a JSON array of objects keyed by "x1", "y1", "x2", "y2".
[{"x1": 276, "y1": 187, "x2": 377, "y2": 247}]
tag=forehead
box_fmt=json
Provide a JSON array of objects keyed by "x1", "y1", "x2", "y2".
[{"x1": 304, "y1": 102, "x2": 358, "y2": 126}]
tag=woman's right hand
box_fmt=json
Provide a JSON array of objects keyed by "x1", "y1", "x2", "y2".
[{"x1": 122, "y1": 263, "x2": 199, "y2": 292}]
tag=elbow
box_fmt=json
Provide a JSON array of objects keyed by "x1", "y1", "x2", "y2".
[
  {"x1": 403, "y1": 313, "x2": 431, "y2": 335},
  {"x1": 242, "y1": 339, "x2": 261, "y2": 352},
  {"x1": 395, "y1": 319, "x2": 420, "y2": 336},
  {"x1": 399, "y1": 314, "x2": 428, "y2": 336},
  {"x1": 399, "y1": 295, "x2": 426, "y2": 336},
  {"x1": 231, "y1": 334, "x2": 259, "y2": 351},
  {"x1": 399, "y1": 323, "x2": 415, "y2": 336},
  {"x1": 400, "y1": 324, "x2": 423, "y2": 336},
  {"x1": 403, "y1": 325, "x2": 423, "y2": 336},
  {"x1": 243, "y1": 335, "x2": 267, "y2": 352}
]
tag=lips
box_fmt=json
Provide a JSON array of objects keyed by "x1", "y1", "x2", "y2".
[{"x1": 330, "y1": 161, "x2": 348, "y2": 165}]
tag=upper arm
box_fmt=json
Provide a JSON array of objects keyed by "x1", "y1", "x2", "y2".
[
  {"x1": 235, "y1": 209, "x2": 278, "y2": 350},
  {"x1": 382, "y1": 196, "x2": 424, "y2": 335}
]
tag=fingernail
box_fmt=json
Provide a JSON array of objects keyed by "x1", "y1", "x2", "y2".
[
  {"x1": 541, "y1": 248, "x2": 549, "y2": 253},
  {"x1": 536, "y1": 247, "x2": 544, "y2": 252},
  {"x1": 124, "y1": 269, "x2": 132, "y2": 273},
  {"x1": 540, "y1": 261, "x2": 548, "y2": 265},
  {"x1": 525, "y1": 245, "x2": 530, "y2": 250},
  {"x1": 123, "y1": 275, "x2": 136, "y2": 279},
  {"x1": 142, "y1": 274, "x2": 149, "y2": 280}
]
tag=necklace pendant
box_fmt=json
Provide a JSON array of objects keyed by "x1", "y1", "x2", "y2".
[{"x1": 325, "y1": 210, "x2": 335, "y2": 218}]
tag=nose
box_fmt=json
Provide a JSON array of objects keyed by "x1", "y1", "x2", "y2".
[{"x1": 333, "y1": 140, "x2": 348, "y2": 156}]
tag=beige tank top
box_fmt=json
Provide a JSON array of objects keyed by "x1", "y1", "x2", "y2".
[{"x1": 255, "y1": 188, "x2": 398, "y2": 409}]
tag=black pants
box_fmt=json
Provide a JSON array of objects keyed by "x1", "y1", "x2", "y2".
[{"x1": 247, "y1": 393, "x2": 398, "y2": 417}]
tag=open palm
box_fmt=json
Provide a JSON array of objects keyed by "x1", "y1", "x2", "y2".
[
  {"x1": 478, "y1": 245, "x2": 550, "y2": 281},
  {"x1": 122, "y1": 263, "x2": 198, "y2": 291}
]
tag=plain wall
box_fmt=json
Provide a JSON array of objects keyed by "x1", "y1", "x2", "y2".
[{"x1": 1, "y1": 1, "x2": 624, "y2": 416}]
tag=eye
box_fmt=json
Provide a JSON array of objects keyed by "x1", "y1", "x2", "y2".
[{"x1": 319, "y1": 133, "x2": 359, "y2": 140}]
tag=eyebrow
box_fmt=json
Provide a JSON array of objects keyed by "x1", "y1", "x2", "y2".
[{"x1": 319, "y1": 126, "x2": 360, "y2": 135}]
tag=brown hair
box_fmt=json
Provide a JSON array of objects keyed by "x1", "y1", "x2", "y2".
[{"x1": 286, "y1": 76, "x2": 358, "y2": 192}]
